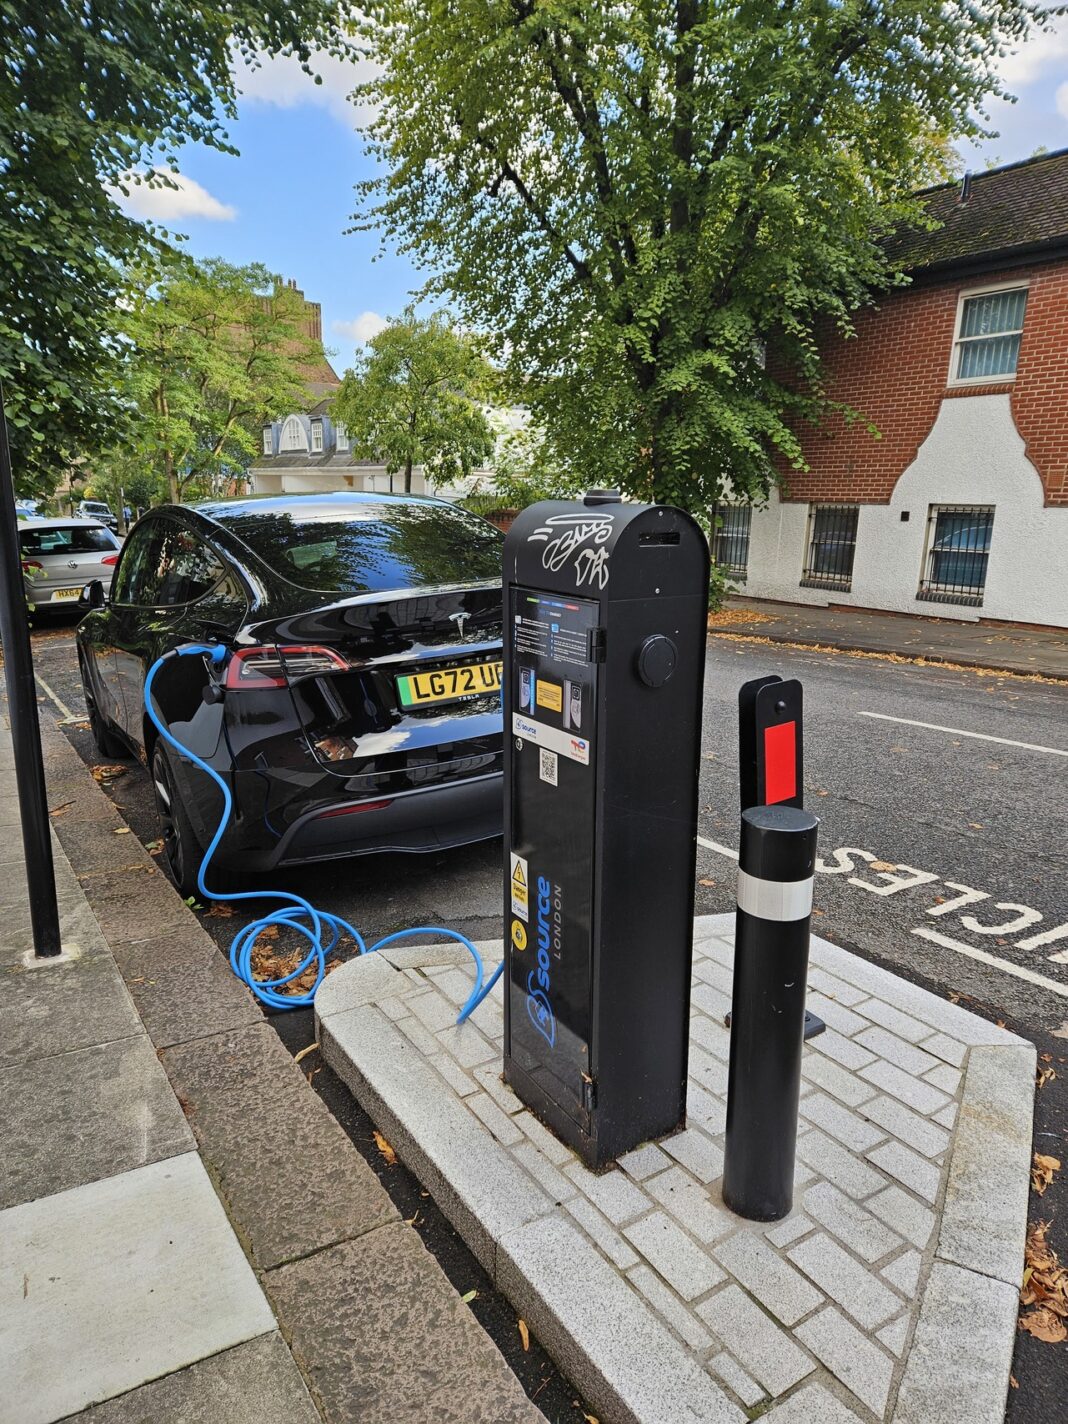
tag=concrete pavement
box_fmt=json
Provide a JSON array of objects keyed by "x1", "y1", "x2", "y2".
[
  {"x1": 0, "y1": 709, "x2": 542, "y2": 1424},
  {"x1": 712, "y1": 597, "x2": 1068, "y2": 679}
]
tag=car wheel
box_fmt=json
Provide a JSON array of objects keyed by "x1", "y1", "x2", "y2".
[
  {"x1": 80, "y1": 661, "x2": 127, "y2": 759},
  {"x1": 151, "y1": 743, "x2": 203, "y2": 901}
]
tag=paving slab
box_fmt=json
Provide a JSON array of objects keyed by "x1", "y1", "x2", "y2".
[
  {"x1": 111, "y1": 925, "x2": 263, "y2": 1047},
  {"x1": 161, "y1": 1023, "x2": 397, "y2": 1269},
  {"x1": 58, "y1": 1334, "x2": 320, "y2": 1424},
  {"x1": 0, "y1": 1035, "x2": 193, "y2": 1209},
  {"x1": 0, "y1": 944, "x2": 143, "y2": 1066},
  {"x1": 268, "y1": 1225, "x2": 543, "y2": 1424},
  {"x1": 0, "y1": 1153, "x2": 276, "y2": 1424},
  {"x1": 319, "y1": 921, "x2": 1035, "y2": 1423}
]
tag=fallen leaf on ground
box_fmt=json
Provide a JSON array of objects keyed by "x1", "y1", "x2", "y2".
[
  {"x1": 1019, "y1": 1308, "x2": 1067, "y2": 1343},
  {"x1": 90, "y1": 764, "x2": 126, "y2": 782},
  {"x1": 1009, "y1": 1375, "x2": 1019, "y2": 1389},
  {"x1": 204, "y1": 903, "x2": 234, "y2": 917},
  {"x1": 373, "y1": 1130, "x2": 397, "y2": 1166},
  {"x1": 517, "y1": 1319, "x2": 530, "y2": 1352},
  {"x1": 1037, "y1": 1066, "x2": 1057, "y2": 1089},
  {"x1": 698, "y1": 878, "x2": 715, "y2": 887},
  {"x1": 112, "y1": 827, "x2": 131, "y2": 835},
  {"x1": 49, "y1": 801, "x2": 74, "y2": 816},
  {"x1": 968, "y1": 822, "x2": 984, "y2": 830},
  {"x1": 583, "y1": 1414, "x2": 600, "y2": 1423},
  {"x1": 812, "y1": 907, "x2": 826, "y2": 917},
  {"x1": 869, "y1": 860, "x2": 896, "y2": 872},
  {"x1": 145, "y1": 839, "x2": 163, "y2": 853},
  {"x1": 1031, "y1": 1154, "x2": 1061, "y2": 1196},
  {"x1": 460, "y1": 1289, "x2": 478, "y2": 1304},
  {"x1": 293, "y1": 1043, "x2": 319, "y2": 1065}
]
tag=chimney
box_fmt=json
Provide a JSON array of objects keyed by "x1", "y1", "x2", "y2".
[{"x1": 959, "y1": 171, "x2": 972, "y2": 203}]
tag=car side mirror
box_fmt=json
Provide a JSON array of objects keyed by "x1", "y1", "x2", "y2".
[{"x1": 81, "y1": 579, "x2": 106, "y2": 610}]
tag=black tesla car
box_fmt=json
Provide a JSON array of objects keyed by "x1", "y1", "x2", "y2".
[{"x1": 76, "y1": 492, "x2": 505, "y2": 896}]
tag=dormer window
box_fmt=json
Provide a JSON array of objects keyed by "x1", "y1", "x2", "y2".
[
  {"x1": 262, "y1": 426, "x2": 273, "y2": 455},
  {"x1": 280, "y1": 416, "x2": 308, "y2": 452},
  {"x1": 311, "y1": 419, "x2": 324, "y2": 452},
  {"x1": 335, "y1": 421, "x2": 349, "y2": 452}
]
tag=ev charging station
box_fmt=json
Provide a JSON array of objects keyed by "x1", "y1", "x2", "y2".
[{"x1": 502, "y1": 492, "x2": 709, "y2": 1169}]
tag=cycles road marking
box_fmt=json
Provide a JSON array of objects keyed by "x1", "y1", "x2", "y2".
[
  {"x1": 857, "y1": 710, "x2": 1068, "y2": 757},
  {"x1": 912, "y1": 928, "x2": 1068, "y2": 1000},
  {"x1": 697, "y1": 837, "x2": 1068, "y2": 986}
]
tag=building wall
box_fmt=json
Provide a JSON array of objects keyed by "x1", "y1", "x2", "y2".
[{"x1": 744, "y1": 255, "x2": 1068, "y2": 625}]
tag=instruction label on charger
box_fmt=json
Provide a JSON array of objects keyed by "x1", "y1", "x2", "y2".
[{"x1": 510, "y1": 852, "x2": 529, "y2": 921}]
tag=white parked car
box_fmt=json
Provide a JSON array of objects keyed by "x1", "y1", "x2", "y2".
[{"x1": 19, "y1": 517, "x2": 122, "y2": 613}]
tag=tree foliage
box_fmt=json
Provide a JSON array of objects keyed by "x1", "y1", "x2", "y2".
[
  {"x1": 354, "y1": 0, "x2": 1048, "y2": 510},
  {"x1": 333, "y1": 310, "x2": 497, "y2": 492},
  {"x1": 119, "y1": 256, "x2": 324, "y2": 503},
  {"x1": 0, "y1": 0, "x2": 347, "y2": 498}
]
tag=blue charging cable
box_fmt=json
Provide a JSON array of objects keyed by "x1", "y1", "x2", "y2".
[{"x1": 144, "y1": 644, "x2": 504, "y2": 1018}]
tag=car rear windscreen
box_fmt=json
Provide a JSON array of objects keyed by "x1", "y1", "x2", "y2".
[
  {"x1": 223, "y1": 502, "x2": 504, "y2": 593},
  {"x1": 20, "y1": 526, "x2": 119, "y2": 554}
]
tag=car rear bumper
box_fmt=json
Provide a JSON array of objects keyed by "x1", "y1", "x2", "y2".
[{"x1": 241, "y1": 771, "x2": 503, "y2": 870}]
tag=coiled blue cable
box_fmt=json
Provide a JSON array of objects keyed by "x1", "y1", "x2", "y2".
[{"x1": 144, "y1": 645, "x2": 504, "y2": 1018}]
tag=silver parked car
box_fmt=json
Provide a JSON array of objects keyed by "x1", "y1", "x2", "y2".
[{"x1": 19, "y1": 518, "x2": 122, "y2": 612}]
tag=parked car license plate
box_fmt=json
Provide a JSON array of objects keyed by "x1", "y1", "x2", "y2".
[
  {"x1": 51, "y1": 587, "x2": 82, "y2": 601},
  {"x1": 396, "y1": 661, "x2": 502, "y2": 708}
]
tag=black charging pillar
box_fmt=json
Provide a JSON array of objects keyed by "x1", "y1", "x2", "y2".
[{"x1": 502, "y1": 492, "x2": 709, "y2": 1169}]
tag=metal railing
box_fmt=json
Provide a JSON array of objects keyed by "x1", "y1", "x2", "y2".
[
  {"x1": 712, "y1": 504, "x2": 752, "y2": 579},
  {"x1": 917, "y1": 505, "x2": 994, "y2": 607},
  {"x1": 800, "y1": 504, "x2": 859, "y2": 592}
]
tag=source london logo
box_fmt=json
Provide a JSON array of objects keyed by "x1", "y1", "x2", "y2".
[{"x1": 526, "y1": 875, "x2": 557, "y2": 1048}]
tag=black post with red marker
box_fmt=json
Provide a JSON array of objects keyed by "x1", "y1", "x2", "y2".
[{"x1": 723, "y1": 676, "x2": 820, "y2": 1221}]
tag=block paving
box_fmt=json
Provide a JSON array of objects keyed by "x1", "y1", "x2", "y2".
[{"x1": 319, "y1": 914, "x2": 1034, "y2": 1424}]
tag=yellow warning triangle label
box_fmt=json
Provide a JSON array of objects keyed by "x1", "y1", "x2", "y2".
[{"x1": 511, "y1": 859, "x2": 526, "y2": 888}]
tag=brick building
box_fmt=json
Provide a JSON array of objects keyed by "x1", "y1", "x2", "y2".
[{"x1": 717, "y1": 149, "x2": 1068, "y2": 628}]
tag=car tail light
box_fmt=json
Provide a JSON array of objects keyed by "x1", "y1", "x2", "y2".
[
  {"x1": 225, "y1": 644, "x2": 348, "y2": 691},
  {"x1": 21, "y1": 559, "x2": 44, "y2": 576},
  {"x1": 318, "y1": 799, "x2": 393, "y2": 818},
  {"x1": 101, "y1": 554, "x2": 119, "y2": 566}
]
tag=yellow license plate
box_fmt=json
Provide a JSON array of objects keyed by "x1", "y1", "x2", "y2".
[
  {"x1": 396, "y1": 661, "x2": 502, "y2": 708},
  {"x1": 52, "y1": 587, "x2": 82, "y2": 600}
]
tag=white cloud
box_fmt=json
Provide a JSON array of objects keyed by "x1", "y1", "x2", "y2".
[
  {"x1": 333, "y1": 311, "x2": 388, "y2": 343},
  {"x1": 995, "y1": 18, "x2": 1068, "y2": 87},
  {"x1": 234, "y1": 48, "x2": 378, "y2": 127},
  {"x1": 1058, "y1": 80, "x2": 1068, "y2": 122},
  {"x1": 115, "y1": 168, "x2": 236, "y2": 222}
]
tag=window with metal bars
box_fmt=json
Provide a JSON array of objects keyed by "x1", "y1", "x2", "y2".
[
  {"x1": 711, "y1": 504, "x2": 752, "y2": 579},
  {"x1": 800, "y1": 505, "x2": 859, "y2": 591},
  {"x1": 951, "y1": 287, "x2": 1027, "y2": 384},
  {"x1": 917, "y1": 505, "x2": 994, "y2": 606}
]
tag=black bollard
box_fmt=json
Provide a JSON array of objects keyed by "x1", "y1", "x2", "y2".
[{"x1": 723, "y1": 803, "x2": 819, "y2": 1221}]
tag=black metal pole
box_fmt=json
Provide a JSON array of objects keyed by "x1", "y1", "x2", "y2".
[
  {"x1": 0, "y1": 383, "x2": 61, "y2": 956},
  {"x1": 723, "y1": 804, "x2": 819, "y2": 1220}
]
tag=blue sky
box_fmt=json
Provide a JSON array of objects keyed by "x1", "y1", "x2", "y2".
[{"x1": 118, "y1": 25, "x2": 1068, "y2": 378}]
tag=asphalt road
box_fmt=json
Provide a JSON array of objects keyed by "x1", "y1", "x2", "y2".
[{"x1": 24, "y1": 613, "x2": 1068, "y2": 1420}]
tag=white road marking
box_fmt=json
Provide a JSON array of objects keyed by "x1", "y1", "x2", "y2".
[
  {"x1": 696, "y1": 835, "x2": 738, "y2": 860},
  {"x1": 857, "y1": 710, "x2": 1068, "y2": 757},
  {"x1": 912, "y1": 927, "x2": 1068, "y2": 1000},
  {"x1": 33, "y1": 671, "x2": 78, "y2": 723}
]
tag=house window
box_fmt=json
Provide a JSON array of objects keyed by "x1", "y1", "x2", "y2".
[
  {"x1": 917, "y1": 505, "x2": 994, "y2": 606},
  {"x1": 262, "y1": 426, "x2": 273, "y2": 455},
  {"x1": 711, "y1": 504, "x2": 751, "y2": 579},
  {"x1": 280, "y1": 417, "x2": 308, "y2": 452},
  {"x1": 311, "y1": 420, "x2": 323, "y2": 452},
  {"x1": 950, "y1": 286, "x2": 1027, "y2": 384},
  {"x1": 801, "y1": 504, "x2": 859, "y2": 592},
  {"x1": 335, "y1": 421, "x2": 349, "y2": 452}
]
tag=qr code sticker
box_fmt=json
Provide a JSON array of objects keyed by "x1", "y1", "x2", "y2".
[{"x1": 539, "y1": 748, "x2": 558, "y2": 786}]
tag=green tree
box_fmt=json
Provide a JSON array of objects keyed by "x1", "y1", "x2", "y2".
[
  {"x1": 332, "y1": 310, "x2": 497, "y2": 493},
  {"x1": 0, "y1": 1, "x2": 346, "y2": 499},
  {"x1": 121, "y1": 256, "x2": 324, "y2": 503},
  {"x1": 353, "y1": 0, "x2": 1047, "y2": 510}
]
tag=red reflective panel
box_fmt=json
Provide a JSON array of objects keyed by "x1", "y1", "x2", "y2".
[{"x1": 764, "y1": 721, "x2": 797, "y2": 805}]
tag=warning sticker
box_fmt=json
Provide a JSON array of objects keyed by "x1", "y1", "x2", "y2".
[
  {"x1": 535, "y1": 679, "x2": 563, "y2": 713},
  {"x1": 510, "y1": 851, "x2": 529, "y2": 921},
  {"x1": 539, "y1": 748, "x2": 558, "y2": 787}
]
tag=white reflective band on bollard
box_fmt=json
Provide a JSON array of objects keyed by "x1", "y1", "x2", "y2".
[{"x1": 736, "y1": 868, "x2": 814, "y2": 923}]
